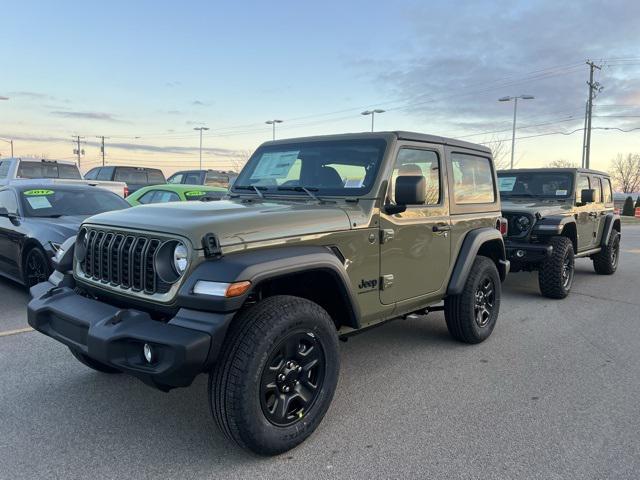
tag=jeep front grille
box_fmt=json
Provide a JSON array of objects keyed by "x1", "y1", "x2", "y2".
[{"x1": 79, "y1": 227, "x2": 171, "y2": 295}]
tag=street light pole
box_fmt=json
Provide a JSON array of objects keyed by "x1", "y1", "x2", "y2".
[
  {"x1": 193, "y1": 127, "x2": 209, "y2": 170},
  {"x1": 265, "y1": 119, "x2": 283, "y2": 140},
  {"x1": 498, "y1": 95, "x2": 535, "y2": 169},
  {"x1": 0, "y1": 138, "x2": 13, "y2": 157},
  {"x1": 361, "y1": 109, "x2": 385, "y2": 132}
]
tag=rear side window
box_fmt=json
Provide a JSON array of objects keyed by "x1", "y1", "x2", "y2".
[
  {"x1": 57, "y1": 164, "x2": 82, "y2": 179},
  {"x1": 138, "y1": 190, "x2": 179, "y2": 204},
  {"x1": 0, "y1": 161, "x2": 9, "y2": 179},
  {"x1": 603, "y1": 178, "x2": 613, "y2": 204},
  {"x1": 115, "y1": 168, "x2": 147, "y2": 183},
  {"x1": 147, "y1": 170, "x2": 166, "y2": 184},
  {"x1": 205, "y1": 172, "x2": 230, "y2": 188},
  {"x1": 451, "y1": 153, "x2": 495, "y2": 204},
  {"x1": 594, "y1": 177, "x2": 603, "y2": 203},
  {"x1": 97, "y1": 167, "x2": 114, "y2": 180},
  {"x1": 185, "y1": 172, "x2": 204, "y2": 184},
  {"x1": 167, "y1": 173, "x2": 184, "y2": 184}
]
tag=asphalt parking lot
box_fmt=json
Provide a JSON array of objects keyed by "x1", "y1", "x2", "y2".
[{"x1": 1, "y1": 226, "x2": 639, "y2": 480}]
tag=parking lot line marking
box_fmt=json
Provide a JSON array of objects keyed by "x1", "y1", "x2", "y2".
[{"x1": 0, "y1": 327, "x2": 34, "y2": 337}]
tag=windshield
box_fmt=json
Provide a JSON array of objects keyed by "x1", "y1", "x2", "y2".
[
  {"x1": 232, "y1": 139, "x2": 387, "y2": 196},
  {"x1": 498, "y1": 172, "x2": 574, "y2": 198},
  {"x1": 20, "y1": 188, "x2": 129, "y2": 217}
]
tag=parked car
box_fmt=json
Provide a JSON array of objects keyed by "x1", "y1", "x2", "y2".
[
  {"x1": 167, "y1": 169, "x2": 237, "y2": 188},
  {"x1": 0, "y1": 158, "x2": 127, "y2": 196},
  {"x1": 28, "y1": 131, "x2": 509, "y2": 455},
  {"x1": 0, "y1": 184, "x2": 129, "y2": 287},
  {"x1": 498, "y1": 168, "x2": 620, "y2": 298},
  {"x1": 84, "y1": 166, "x2": 166, "y2": 195},
  {"x1": 126, "y1": 184, "x2": 227, "y2": 206}
]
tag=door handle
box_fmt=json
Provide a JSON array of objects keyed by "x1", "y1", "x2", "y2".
[{"x1": 433, "y1": 224, "x2": 451, "y2": 232}]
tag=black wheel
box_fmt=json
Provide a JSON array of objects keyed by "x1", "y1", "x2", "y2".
[
  {"x1": 444, "y1": 255, "x2": 501, "y2": 344},
  {"x1": 593, "y1": 229, "x2": 620, "y2": 275},
  {"x1": 538, "y1": 236, "x2": 574, "y2": 299},
  {"x1": 69, "y1": 348, "x2": 122, "y2": 374},
  {"x1": 210, "y1": 295, "x2": 339, "y2": 456},
  {"x1": 23, "y1": 246, "x2": 51, "y2": 288}
]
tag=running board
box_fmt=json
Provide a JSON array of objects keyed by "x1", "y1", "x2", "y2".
[{"x1": 575, "y1": 247, "x2": 601, "y2": 258}]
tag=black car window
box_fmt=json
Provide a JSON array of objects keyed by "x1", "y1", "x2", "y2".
[
  {"x1": 20, "y1": 188, "x2": 128, "y2": 217},
  {"x1": 153, "y1": 191, "x2": 180, "y2": 203},
  {"x1": 147, "y1": 169, "x2": 166, "y2": 184},
  {"x1": 114, "y1": 168, "x2": 147, "y2": 183},
  {"x1": 57, "y1": 164, "x2": 82, "y2": 179},
  {"x1": 184, "y1": 172, "x2": 203, "y2": 184},
  {"x1": 0, "y1": 190, "x2": 19, "y2": 214},
  {"x1": 0, "y1": 161, "x2": 10, "y2": 179},
  {"x1": 97, "y1": 167, "x2": 114, "y2": 180},
  {"x1": 84, "y1": 168, "x2": 99, "y2": 180},
  {"x1": 137, "y1": 190, "x2": 158, "y2": 204}
]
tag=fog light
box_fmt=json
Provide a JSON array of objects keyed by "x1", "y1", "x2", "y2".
[
  {"x1": 143, "y1": 343, "x2": 154, "y2": 363},
  {"x1": 516, "y1": 250, "x2": 525, "y2": 258}
]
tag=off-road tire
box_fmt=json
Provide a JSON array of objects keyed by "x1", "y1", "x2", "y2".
[
  {"x1": 538, "y1": 236, "x2": 574, "y2": 299},
  {"x1": 593, "y1": 229, "x2": 620, "y2": 275},
  {"x1": 444, "y1": 255, "x2": 500, "y2": 344},
  {"x1": 69, "y1": 348, "x2": 122, "y2": 374},
  {"x1": 23, "y1": 246, "x2": 51, "y2": 288},
  {"x1": 209, "y1": 295, "x2": 339, "y2": 456}
]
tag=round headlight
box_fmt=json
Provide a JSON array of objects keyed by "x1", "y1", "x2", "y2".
[
  {"x1": 517, "y1": 215, "x2": 531, "y2": 231},
  {"x1": 173, "y1": 243, "x2": 189, "y2": 274}
]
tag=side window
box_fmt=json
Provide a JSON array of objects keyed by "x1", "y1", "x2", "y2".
[
  {"x1": 184, "y1": 172, "x2": 203, "y2": 184},
  {"x1": 603, "y1": 178, "x2": 613, "y2": 204},
  {"x1": 154, "y1": 191, "x2": 180, "y2": 203},
  {"x1": 0, "y1": 190, "x2": 19, "y2": 214},
  {"x1": 451, "y1": 153, "x2": 495, "y2": 204},
  {"x1": 168, "y1": 173, "x2": 184, "y2": 184},
  {"x1": 594, "y1": 177, "x2": 603, "y2": 203},
  {"x1": 390, "y1": 148, "x2": 440, "y2": 205},
  {"x1": 97, "y1": 167, "x2": 114, "y2": 181},
  {"x1": 576, "y1": 175, "x2": 590, "y2": 203},
  {"x1": 137, "y1": 191, "x2": 157, "y2": 204},
  {"x1": 84, "y1": 168, "x2": 99, "y2": 180},
  {"x1": 0, "y1": 161, "x2": 10, "y2": 179}
]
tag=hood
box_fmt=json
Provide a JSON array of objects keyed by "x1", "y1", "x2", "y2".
[
  {"x1": 28, "y1": 215, "x2": 88, "y2": 244},
  {"x1": 84, "y1": 199, "x2": 353, "y2": 249},
  {"x1": 501, "y1": 198, "x2": 573, "y2": 218}
]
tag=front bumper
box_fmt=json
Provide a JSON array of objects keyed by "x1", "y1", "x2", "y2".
[
  {"x1": 28, "y1": 280, "x2": 234, "y2": 391},
  {"x1": 505, "y1": 241, "x2": 553, "y2": 263}
]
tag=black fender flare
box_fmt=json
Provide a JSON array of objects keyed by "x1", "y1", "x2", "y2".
[
  {"x1": 447, "y1": 228, "x2": 508, "y2": 295},
  {"x1": 600, "y1": 213, "x2": 621, "y2": 247},
  {"x1": 532, "y1": 215, "x2": 575, "y2": 235},
  {"x1": 177, "y1": 245, "x2": 360, "y2": 327}
]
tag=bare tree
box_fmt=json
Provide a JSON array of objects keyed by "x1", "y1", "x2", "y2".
[
  {"x1": 228, "y1": 149, "x2": 251, "y2": 172},
  {"x1": 610, "y1": 153, "x2": 640, "y2": 193},
  {"x1": 547, "y1": 159, "x2": 577, "y2": 168},
  {"x1": 483, "y1": 136, "x2": 511, "y2": 170}
]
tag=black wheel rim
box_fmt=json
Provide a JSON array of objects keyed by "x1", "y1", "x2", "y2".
[
  {"x1": 260, "y1": 330, "x2": 326, "y2": 427},
  {"x1": 611, "y1": 237, "x2": 620, "y2": 268},
  {"x1": 562, "y1": 254, "x2": 574, "y2": 289},
  {"x1": 26, "y1": 251, "x2": 48, "y2": 287},
  {"x1": 474, "y1": 277, "x2": 495, "y2": 328}
]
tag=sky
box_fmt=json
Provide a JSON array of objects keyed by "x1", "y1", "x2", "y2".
[{"x1": 0, "y1": 0, "x2": 639, "y2": 176}]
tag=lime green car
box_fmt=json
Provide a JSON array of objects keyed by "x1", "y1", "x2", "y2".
[{"x1": 126, "y1": 184, "x2": 227, "y2": 206}]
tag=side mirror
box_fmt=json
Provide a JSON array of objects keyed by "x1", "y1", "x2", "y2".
[
  {"x1": 386, "y1": 175, "x2": 426, "y2": 215},
  {"x1": 580, "y1": 188, "x2": 595, "y2": 204}
]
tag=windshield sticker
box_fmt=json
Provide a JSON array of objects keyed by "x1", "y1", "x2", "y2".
[
  {"x1": 24, "y1": 189, "x2": 54, "y2": 196},
  {"x1": 498, "y1": 177, "x2": 516, "y2": 191},
  {"x1": 252, "y1": 151, "x2": 299, "y2": 179},
  {"x1": 555, "y1": 189, "x2": 568, "y2": 196},
  {"x1": 184, "y1": 190, "x2": 206, "y2": 197},
  {"x1": 344, "y1": 178, "x2": 364, "y2": 188},
  {"x1": 26, "y1": 196, "x2": 52, "y2": 209}
]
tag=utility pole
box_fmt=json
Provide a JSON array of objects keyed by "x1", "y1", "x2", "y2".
[
  {"x1": 193, "y1": 127, "x2": 209, "y2": 170},
  {"x1": 96, "y1": 136, "x2": 108, "y2": 166},
  {"x1": 72, "y1": 136, "x2": 85, "y2": 168},
  {"x1": 583, "y1": 60, "x2": 602, "y2": 170},
  {"x1": 581, "y1": 102, "x2": 588, "y2": 168}
]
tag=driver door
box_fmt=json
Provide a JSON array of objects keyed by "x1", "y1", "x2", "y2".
[
  {"x1": 379, "y1": 144, "x2": 451, "y2": 305},
  {"x1": 575, "y1": 174, "x2": 595, "y2": 252}
]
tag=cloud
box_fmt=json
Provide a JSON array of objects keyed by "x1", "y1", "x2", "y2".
[
  {"x1": 50, "y1": 110, "x2": 125, "y2": 122},
  {"x1": 166, "y1": 110, "x2": 182, "y2": 115},
  {"x1": 350, "y1": 0, "x2": 640, "y2": 135},
  {"x1": 191, "y1": 100, "x2": 210, "y2": 106},
  {"x1": 9, "y1": 91, "x2": 55, "y2": 100},
  {"x1": 165, "y1": 81, "x2": 182, "y2": 87}
]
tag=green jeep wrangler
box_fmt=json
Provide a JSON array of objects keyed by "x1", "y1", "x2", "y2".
[
  {"x1": 28, "y1": 132, "x2": 509, "y2": 455},
  {"x1": 498, "y1": 168, "x2": 621, "y2": 298}
]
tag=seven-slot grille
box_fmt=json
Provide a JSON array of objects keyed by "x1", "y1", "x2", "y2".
[{"x1": 79, "y1": 228, "x2": 171, "y2": 295}]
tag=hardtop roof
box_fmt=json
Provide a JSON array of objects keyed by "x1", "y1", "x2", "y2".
[{"x1": 498, "y1": 167, "x2": 610, "y2": 177}]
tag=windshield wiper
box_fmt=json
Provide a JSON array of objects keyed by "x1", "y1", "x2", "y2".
[
  {"x1": 234, "y1": 185, "x2": 267, "y2": 198},
  {"x1": 277, "y1": 186, "x2": 324, "y2": 203}
]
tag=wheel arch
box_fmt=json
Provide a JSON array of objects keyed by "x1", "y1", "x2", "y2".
[
  {"x1": 19, "y1": 238, "x2": 49, "y2": 282},
  {"x1": 600, "y1": 213, "x2": 621, "y2": 247},
  {"x1": 447, "y1": 228, "x2": 508, "y2": 296}
]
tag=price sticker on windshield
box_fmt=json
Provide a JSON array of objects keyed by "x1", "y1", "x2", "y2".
[
  {"x1": 24, "y1": 189, "x2": 54, "y2": 196},
  {"x1": 185, "y1": 190, "x2": 206, "y2": 197},
  {"x1": 498, "y1": 177, "x2": 516, "y2": 191},
  {"x1": 26, "y1": 196, "x2": 53, "y2": 209}
]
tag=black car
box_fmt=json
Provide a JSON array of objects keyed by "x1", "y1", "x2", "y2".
[
  {"x1": 84, "y1": 166, "x2": 166, "y2": 195},
  {"x1": 0, "y1": 184, "x2": 129, "y2": 287}
]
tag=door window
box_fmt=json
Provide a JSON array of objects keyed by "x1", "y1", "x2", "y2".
[
  {"x1": 84, "y1": 168, "x2": 99, "y2": 180},
  {"x1": 0, "y1": 190, "x2": 19, "y2": 214},
  {"x1": 390, "y1": 148, "x2": 440, "y2": 205},
  {"x1": 451, "y1": 153, "x2": 495, "y2": 204},
  {"x1": 576, "y1": 175, "x2": 590, "y2": 203},
  {"x1": 168, "y1": 173, "x2": 184, "y2": 184},
  {"x1": 603, "y1": 179, "x2": 613, "y2": 204},
  {"x1": 594, "y1": 177, "x2": 603, "y2": 203},
  {"x1": 0, "y1": 161, "x2": 9, "y2": 179},
  {"x1": 184, "y1": 172, "x2": 204, "y2": 184},
  {"x1": 97, "y1": 167, "x2": 114, "y2": 180}
]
